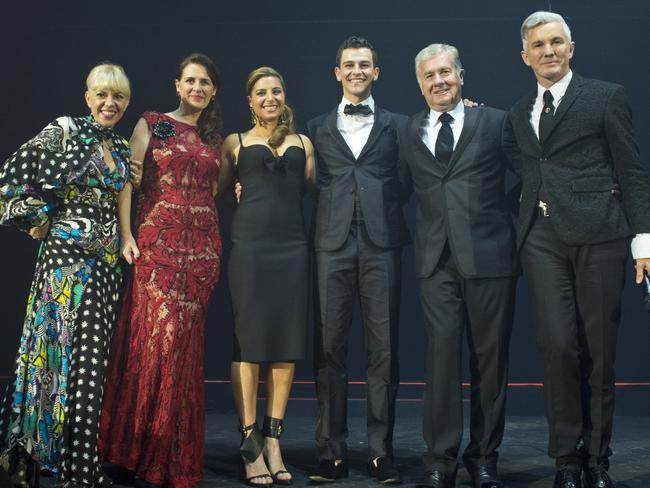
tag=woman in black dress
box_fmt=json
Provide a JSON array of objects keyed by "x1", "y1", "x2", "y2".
[{"x1": 220, "y1": 66, "x2": 315, "y2": 486}]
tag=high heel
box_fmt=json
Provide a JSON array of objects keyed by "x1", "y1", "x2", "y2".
[
  {"x1": 239, "y1": 422, "x2": 272, "y2": 486},
  {"x1": 262, "y1": 416, "x2": 292, "y2": 485}
]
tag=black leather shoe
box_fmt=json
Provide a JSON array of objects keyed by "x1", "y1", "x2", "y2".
[
  {"x1": 416, "y1": 470, "x2": 456, "y2": 488},
  {"x1": 367, "y1": 457, "x2": 401, "y2": 484},
  {"x1": 468, "y1": 464, "x2": 503, "y2": 488},
  {"x1": 308, "y1": 460, "x2": 349, "y2": 483},
  {"x1": 583, "y1": 466, "x2": 614, "y2": 488},
  {"x1": 554, "y1": 469, "x2": 582, "y2": 488}
]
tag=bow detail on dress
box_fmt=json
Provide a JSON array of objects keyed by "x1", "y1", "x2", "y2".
[{"x1": 262, "y1": 150, "x2": 288, "y2": 173}]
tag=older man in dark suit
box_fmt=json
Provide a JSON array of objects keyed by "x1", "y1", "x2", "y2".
[
  {"x1": 506, "y1": 11, "x2": 650, "y2": 488},
  {"x1": 399, "y1": 43, "x2": 518, "y2": 488},
  {"x1": 307, "y1": 36, "x2": 408, "y2": 485}
]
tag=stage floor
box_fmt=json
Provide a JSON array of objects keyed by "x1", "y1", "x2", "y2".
[{"x1": 36, "y1": 401, "x2": 650, "y2": 487}]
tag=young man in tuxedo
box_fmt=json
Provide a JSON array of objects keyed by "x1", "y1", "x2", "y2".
[
  {"x1": 506, "y1": 11, "x2": 650, "y2": 488},
  {"x1": 399, "y1": 43, "x2": 517, "y2": 488},
  {"x1": 307, "y1": 36, "x2": 408, "y2": 485}
]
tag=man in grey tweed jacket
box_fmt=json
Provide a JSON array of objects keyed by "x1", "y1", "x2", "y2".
[{"x1": 505, "y1": 11, "x2": 650, "y2": 488}]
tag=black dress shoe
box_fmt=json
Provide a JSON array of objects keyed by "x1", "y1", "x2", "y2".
[
  {"x1": 468, "y1": 464, "x2": 503, "y2": 488},
  {"x1": 416, "y1": 469, "x2": 456, "y2": 488},
  {"x1": 367, "y1": 457, "x2": 401, "y2": 484},
  {"x1": 308, "y1": 460, "x2": 349, "y2": 483},
  {"x1": 583, "y1": 466, "x2": 615, "y2": 488},
  {"x1": 554, "y1": 469, "x2": 582, "y2": 488}
]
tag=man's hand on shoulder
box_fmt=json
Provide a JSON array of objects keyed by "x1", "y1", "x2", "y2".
[
  {"x1": 235, "y1": 181, "x2": 242, "y2": 204},
  {"x1": 463, "y1": 98, "x2": 482, "y2": 108}
]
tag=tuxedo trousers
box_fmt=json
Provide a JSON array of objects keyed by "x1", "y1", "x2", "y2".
[
  {"x1": 313, "y1": 218, "x2": 401, "y2": 461},
  {"x1": 520, "y1": 216, "x2": 628, "y2": 469},
  {"x1": 419, "y1": 244, "x2": 515, "y2": 473}
]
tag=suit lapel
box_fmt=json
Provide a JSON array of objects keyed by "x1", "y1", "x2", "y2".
[
  {"x1": 518, "y1": 91, "x2": 540, "y2": 150},
  {"x1": 325, "y1": 108, "x2": 356, "y2": 160},
  {"x1": 357, "y1": 106, "x2": 387, "y2": 161},
  {"x1": 540, "y1": 74, "x2": 584, "y2": 144},
  {"x1": 410, "y1": 110, "x2": 446, "y2": 175},
  {"x1": 446, "y1": 107, "x2": 480, "y2": 172}
]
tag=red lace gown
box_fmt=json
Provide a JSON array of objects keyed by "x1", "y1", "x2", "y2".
[{"x1": 98, "y1": 112, "x2": 222, "y2": 488}]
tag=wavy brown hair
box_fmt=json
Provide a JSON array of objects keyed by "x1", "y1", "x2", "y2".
[
  {"x1": 177, "y1": 53, "x2": 222, "y2": 148},
  {"x1": 246, "y1": 67, "x2": 294, "y2": 149}
]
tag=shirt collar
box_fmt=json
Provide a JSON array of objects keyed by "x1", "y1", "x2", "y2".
[
  {"x1": 339, "y1": 95, "x2": 375, "y2": 115},
  {"x1": 537, "y1": 70, "x2": 573, "y2": 102},
  {"x1": 429, "y1": 99, "x2": 464, "y2": 124}
]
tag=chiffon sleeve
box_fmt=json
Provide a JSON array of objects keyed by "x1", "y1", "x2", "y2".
[{"x1": 0, "y1": 116, "x2": 72, "y2": 231}]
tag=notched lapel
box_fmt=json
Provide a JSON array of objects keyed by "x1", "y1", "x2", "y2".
[
  {"x1": 357, "y1": 107, "x2": 388, "y2": 161},
  {"x1": 409, "y1": 110, "x2": 445, "y2": 176},
  {"x1": 520, "y1": 91, "x2": 540, "y2": 150},
  {"x1": 446, "y1": 107, "x2": 481, "y2": 171},
  {"x1": 325, "y1": 108, "x2": 356, "y2": 160},
  {"x1": 411, "y1": 111, "x2": 437, "y2": 162}
]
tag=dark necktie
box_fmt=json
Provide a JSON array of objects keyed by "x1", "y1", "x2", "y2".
[
  {"x1": 435, "y1": 112, "x2": 454, "y2": 165},
  {"x1": 343, "y1": 103, "x2": 372, "y2": 116},
  {"x1": 538, "y1": 90, "x2": 554, "y2": 141}
]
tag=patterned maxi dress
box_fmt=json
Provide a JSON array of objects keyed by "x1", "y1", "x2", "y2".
[
  {"x1": 98, "y1": 112, "x2": 222, "y2": 488},
  {"x1": 0, "y1": 115, "x2": 129, "y2": 486}
]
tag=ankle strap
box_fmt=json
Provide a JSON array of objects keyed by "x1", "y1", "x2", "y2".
[
  {"x1": 262, "y1": 416, "x2": 284, "y2": 439},
  {"x1": 239, "y1": 421, "x2": 264, "y2": 462},
  {"x1": 239, "y1": 421, "x2": 258, "y2": 435}
]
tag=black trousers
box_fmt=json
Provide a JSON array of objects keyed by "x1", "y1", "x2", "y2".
[
  {"x1": 520, "y1": 217, "x2": 628, "y2": 469},
  {"x1": 313, "y1": 218, "x2": 401, "y2": 461},
  {"x1": 419, "y1": 244, "x2": 515, "y2": 473}
]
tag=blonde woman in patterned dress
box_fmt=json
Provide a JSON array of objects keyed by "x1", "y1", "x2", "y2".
[{"x1": 0, "y1": 63, "x2": 132, "y2": 488}]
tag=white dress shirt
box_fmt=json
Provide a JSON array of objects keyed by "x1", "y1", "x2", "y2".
[
  {"x1": 528, "y1": 70, "x2": 650, "y2": 258},
  {"x1": 529, "y1": 70, "x2": 573, "y2": 138},
  {"x1": 337, "y1": 96, "x2": 375, "y2": 159},
  {"x1": 420, "y1": 100, "x2": 465, "y2": 156}
]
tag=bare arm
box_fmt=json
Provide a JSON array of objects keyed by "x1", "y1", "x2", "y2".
[
  {"x1": 117, "y1": 117, "x2": 150, "y2": 264},
  {"x1": 217, "y1": 133, "x2": 239, "y2": 204},
  {"x1": 300, "y1": 134, "x2": 317, "y2": 193},
  {"x1": 128, "y1": 118, "x2": 151, "y2": 189},
  {"x1": 117, "y1": 182, "x2": 139, "y2": 264}
]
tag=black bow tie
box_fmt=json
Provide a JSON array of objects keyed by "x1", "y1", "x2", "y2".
[{"x1": 343, "y1": 104, "x2": 372, "y2": 116}]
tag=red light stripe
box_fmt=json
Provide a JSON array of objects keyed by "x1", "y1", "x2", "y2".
[{"x1": 1, "y1": 376, "x2": 648, "y2": 387}]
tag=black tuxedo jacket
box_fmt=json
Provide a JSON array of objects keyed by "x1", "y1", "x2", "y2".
[
  {"x1": 307, "y1": 106, "x2": 409, "y2": 252},
  {"x1": 399, "y1": 106, "x2": 518, "y2": 279},
  {"x1": 505, "y1": 73, "x2": 650, "y2": 248}
]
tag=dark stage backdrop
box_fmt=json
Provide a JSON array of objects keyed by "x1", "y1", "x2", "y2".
[{"x1": 0, "y1": 0, "x2": 648, "y2": 414}]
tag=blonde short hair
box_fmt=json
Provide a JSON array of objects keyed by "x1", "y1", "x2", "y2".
[{"x1": 86, "y1": 63, "x2": 131, "y2": 98}]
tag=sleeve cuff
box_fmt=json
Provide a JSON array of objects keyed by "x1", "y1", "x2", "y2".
[{"x1": 631, "y1": 233, "x2": 650, "y2": 259}]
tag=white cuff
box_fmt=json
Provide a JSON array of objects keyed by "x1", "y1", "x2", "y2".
[{"x1": 630, "y1": 233, "x2": 650, "y2": 259}]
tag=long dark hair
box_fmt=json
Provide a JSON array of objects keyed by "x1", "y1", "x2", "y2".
[
  {"x1": 246, "y1": 66, "x2": 294, "y2": 149},
  {"x1": 177, "y1": 53, "x2": 222, "y2": 148}
]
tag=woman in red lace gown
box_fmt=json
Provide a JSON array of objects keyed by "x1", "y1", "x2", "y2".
[{"x1": 98, "y1": 53, "x2": 222, "y2": 488}]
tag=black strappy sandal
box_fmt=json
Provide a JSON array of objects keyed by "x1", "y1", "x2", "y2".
[
  {"x1": 262, "y1": 416, "x2": 292, "y2": 486},
  {"x1": 239, "y1": 422, "x2": 273, "y2": 487}
]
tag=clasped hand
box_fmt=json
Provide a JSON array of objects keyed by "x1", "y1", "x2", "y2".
[{"x1": 121, "y1": 234, "x2": 141, "y2": 264}]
